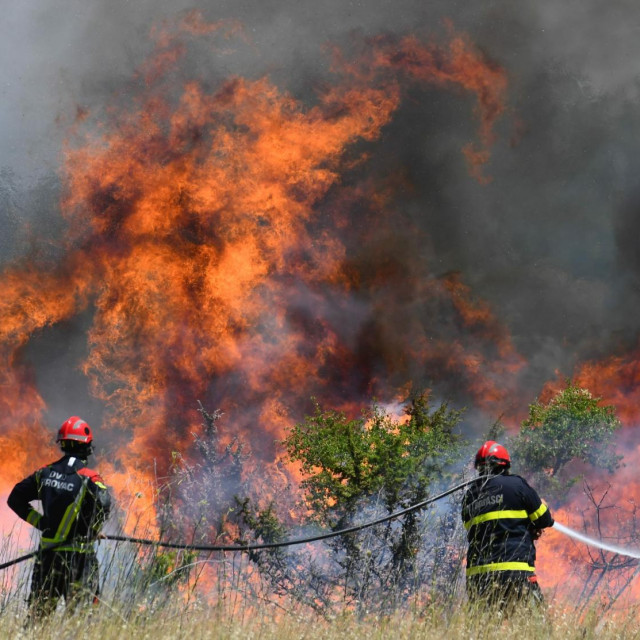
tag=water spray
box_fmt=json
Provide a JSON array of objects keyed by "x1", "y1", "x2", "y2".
[{"x1": 554, "y1": 521, "x2": 640, "y2": 559}]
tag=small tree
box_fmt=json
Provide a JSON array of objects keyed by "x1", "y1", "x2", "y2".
[
  {"x1": 239, "y1": 392, "x2": 467, "y2": 613},
  {"x1": 287, "y1": 394, "x2": 463, "y2": 519},
  {"x1": 511, "y1": 382, "x2": 622, "y2": 497}
]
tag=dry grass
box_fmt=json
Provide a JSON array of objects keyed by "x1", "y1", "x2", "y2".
[
  {"x1": 2, "y1": 529, "x2": 639, "y2": 639},
  {"x1": 0, "y1": 597, "x2": 639, "y2": 640}
]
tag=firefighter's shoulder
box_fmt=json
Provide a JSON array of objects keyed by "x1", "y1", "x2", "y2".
[
  {"x1": 13, "y1": 463, "x2": 49, "y2": 487},
  {"x1": 507, "y1": 474, "x2": 539, "y2": 491},
  {"x1": 494, "y1": 473, "x2": 533, "y2": 496},
  {"x1": 35, "y1": 460, "x2": 56, "y2": 474},
  {"x1": 507, "y1": 474, "x2": 547, "y2": 505},
  {"x1": 505, "y1": 473, "x2": 530, "y2": 485},
  {"x1": 77, "y1": 467, "x2": 108, "y2": 490}
]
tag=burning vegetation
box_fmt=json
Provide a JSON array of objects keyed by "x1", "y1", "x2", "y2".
[
  {"x1": 1, "y1": 10, "x2": 640, "y2": 619},
  {"x1": 0, "y1": 15, "x2": 509, "y2": 509}
]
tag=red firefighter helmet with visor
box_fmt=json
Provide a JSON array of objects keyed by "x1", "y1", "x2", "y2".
[
  {"x1": 475, "y1": 440, "x2": 511, "y2": 470},
  {"x1": 57, "y1": 416, "x2": 93, "y2": 444}
]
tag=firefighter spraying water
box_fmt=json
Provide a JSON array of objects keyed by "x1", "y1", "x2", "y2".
[
  {"x1": 7, "y1": 417, "x2": 112, "y2": 618},
  {"x1": 3, "y1": 428, "x2": 640, "y2": 618},
  {"x1": 462, "y1": 441, "x2": 554, "y2": 609}
]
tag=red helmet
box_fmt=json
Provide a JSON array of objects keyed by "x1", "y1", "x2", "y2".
[
  {"x1": 475, "y1": 440, "x2": 510, "y2": 470},
  {"x1": 57, "y1": 416, "x2": 93, "y2": 444}
]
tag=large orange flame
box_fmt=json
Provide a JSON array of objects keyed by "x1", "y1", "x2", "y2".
[{"x1": 0, "y1": 16, "x2": 513, "y2": 537}]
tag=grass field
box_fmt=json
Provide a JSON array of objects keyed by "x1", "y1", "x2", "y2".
[
  {"x1": 2, "y1": 526, "x2": 639, "y2": 638},
  {"x1": 1, "y1": 599, "x2": 639, "y2": 640}
]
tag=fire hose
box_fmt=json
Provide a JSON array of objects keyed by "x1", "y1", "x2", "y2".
[
  {"x1": 3, "y1": 477, "x2": 640, "y2": 571},
  {"x1": 0, "y1": 477, "x2": 482, "y2": 571}
]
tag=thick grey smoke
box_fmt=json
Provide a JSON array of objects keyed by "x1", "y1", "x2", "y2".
[{"x1": 2, "y1": 0, "x2": 640, "y2": 428}]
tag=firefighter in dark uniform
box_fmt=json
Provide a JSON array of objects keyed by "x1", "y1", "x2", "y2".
[
  {"x1": 7, "y1": 416, "x2": 111, "y2": 617},
  {"x1": 462, "y1": 440, "x2": 554, "y2": 609}
]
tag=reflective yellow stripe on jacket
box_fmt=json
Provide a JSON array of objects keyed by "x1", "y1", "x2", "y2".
[
  {"x1": 529, "y1": 502, "x2": 548, "y2": 523},
  {"x1": 466, "y1": 562, "x2": 536, "y2": 576},
  {"x1": 40, "y1": 539, "x2": 93, "y2": 553},
  {"x1": 27, "y1": 509, "x2": 42, "y2": 528},
  {"x1": 464, "y1": 509, "x2": 528, "y2": 531},
  {"x1": 41, "y1": 478, "x2": 89, "y2": 552}
]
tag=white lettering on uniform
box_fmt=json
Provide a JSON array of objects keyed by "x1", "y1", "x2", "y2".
[
  {"x1": 470, "y1": 493, "x2": 504, "y2": 515},
  {"x1": 43, "y1": 478, "x2": 75, "y2": 491}
]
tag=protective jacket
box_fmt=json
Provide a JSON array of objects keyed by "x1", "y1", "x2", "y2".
[
  {"x1": 8, "y1": 455, "x2": 111, "y2": 552},
  {"x1": 461, "y1": 473, "x2": 553, "y2": 577}
]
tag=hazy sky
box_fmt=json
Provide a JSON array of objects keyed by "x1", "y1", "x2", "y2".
[{"x1": 3, "y1": 1, "x2": 639, "y2": 176}]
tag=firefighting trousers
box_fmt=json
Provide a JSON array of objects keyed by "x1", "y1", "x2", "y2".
[
  {"x1": 29, "y1": 549, "x2": 100, "y2": 616},
  {"x1": 466, "y1": 570, "x2": 544, "y2": 608}
]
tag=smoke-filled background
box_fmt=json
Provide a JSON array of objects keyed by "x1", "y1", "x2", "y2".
[{"x1": 2, "y1": 0, "x2": 640, "y2": 600}]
